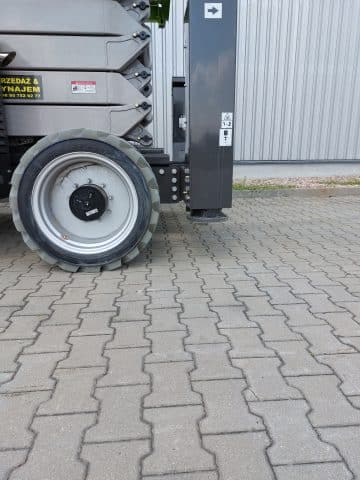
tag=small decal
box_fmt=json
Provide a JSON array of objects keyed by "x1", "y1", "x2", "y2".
[
  {"x1": 219, "y1": 128, "x2": 232, "y2": 147},
  {"x1": 221, "y1": 112, "x2": 233, "y2": 129},
  {"x1": 0, "y1": 74, "x2": 43, "y2": 100},
  {"x1": 204, "y1": 2, "x2": 223, "y2": 19},
  {"x1": 71, "y1": 80, "x2": 96, "y2": 94}
]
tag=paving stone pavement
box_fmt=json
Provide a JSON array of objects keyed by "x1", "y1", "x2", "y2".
[{"x1": 1, "y1": 194, "x2": 360, "y2": 479}]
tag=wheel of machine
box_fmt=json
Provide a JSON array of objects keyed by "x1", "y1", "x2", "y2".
[{"x1": 10, "y1": 129, "x2": 160, "y2": 272}]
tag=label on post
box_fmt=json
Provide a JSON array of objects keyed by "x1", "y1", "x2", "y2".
[
  {"x1": 219, "y1": 128, "x2": 232, "y2": 147},
  {"x1": 71, "y1": 80, "x2": 96, "y2": 94},
  {"x1": 204, "y1": 3, "x2": 223, "y2": 19},
  {"x1": 221, "y1": 112, "x2": 233, "y2": 128}
]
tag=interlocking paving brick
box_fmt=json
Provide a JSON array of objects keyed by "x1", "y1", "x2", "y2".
[
  {"x1": 177, "y1": 283, "x2": 206, "y2": 299},
  {"x1": 319, "y1": 426, "x2": 360, "y2": 478},
  {"x1": 293, "y1": 325, "x2": 355, "y2": 355},
  {"x1": 211, "y1": 306, "x2": 255, "y2": 328},
  {"x1": 237, "y1": 296, "x2": 279, "y2": 316},
  {"x1": 0, "y1": 339, "x2": 32, "y2": 372},
  {"x1": 71, "y1": 312, "x2": 113, "y2": 336},
  {"x1": 195, "y1": 379, "x2": 263, "y2": 434},
  {"x1": 0, "y1": 391, "x2": 49, "y2": 449},
  {"x1": 146, "y1": 331, "x2": 192, "y2": 363},
  {"x1": 37, "y1": 367, "x2": 104, "y2": 415},
  {"x1": 42, "y1": 303, "x2": 85, "y2": 325},
  {"x1": 145, "y1": 362, "x2": 201, "y2": 407},
  {"x1": 0, "y1": 307, "x2": 19, "y2": 330},
  {"x1": 180, "y1": 298, "x2": 217, "y2": 318},
  {"x1": 10, "y1": 413, "x2": 95, "y2": 480},
  {"x1": 147, "y1": 291, "x2": 180, "y2": 310},
  {"x1": 23, "y1": 325, "x2": 75, "y2": 354},
  {"x1": 262, "y1": 286, "x2": 302, "y2": 305},
  {"x1": 187, "y1": 343, "x2": 244, "y2": 381},
  {"x1": 207, "y1": 289, "x2": 242, "y2": 307},
  {"x1": 107, "y1": 322, "x2": 149, "y2": 349},
  {"x1": 277, "y1": 303, "x2": 326, "y2": 326},
  {"x1": 98, "y1": 348, "x2": 149, "y2": 387},
  {"x1": 222, "y1": 328, "x2": 275, "y2": 358},
  {"x1": 250, "y1": 400, "x2": 340, "y2": 464},
  {"x1": 283, "y1": 278, "x2": 321, "y2": 294},
  {"x1": 55, "y1": 287, "x2": 89, "y2": 305},
  {"x1": 199, "y1": 274, "x2": 232, "y2": 290},
  {"x1": 318, "y1": 353, "x2": 360, "y2": 396},
  {"x1": 289, "y1": 375, "x2": 360, "y2": 426},
  {"x1": 251, "y1": 315, "x2": 301, "y2": 341},
  {"x1": 85, "y1": 385, "x2": 150, "y2": 442},
  {"x1": 146, "y1": 308, "x2": 185, "y2": 332},
  {"x1": 0, "y1": 290, "x2": 28, "y2": 307},
  {"x1": 204, "y1": 432, "x2": 273, "y2": 480},
  {"x1": 143, "y1": 473, "x2": 218, "y2": 480},
  {"x1": 142, "y1": 406, "x2": 215, "y2": 475},
  {"x1": 183, "y1": 317, "x2": 227, "y2": 344},
  {"x1": 0, "y1": 451, "x2": 28, "y2": 480},
  {"x1": 58, "y1": 336, "x2": 109, "y2": 369},
  {"x1": 91, "y1": 278, "x2": 121, "y2": 294},
  {"x1": 296, "y1": 293, "x2": 344, "y2": 313},
  {"x1": 319, "y1": 285, "x2": 360, "y2": 302},
  {"x1": 12, "y1": 276, "x2": 42, "y2": 290},
  {"x1": 16, "y1": 295, "x2": 60, "y2": 316},
  {"x1": 274, "y1": 463, "x2": 352, "y2": 480},
  {"x1": 0, "y1": 352, "x2": 65, "y2": 393},
  {"x1": 82, "y1": 440, "x2": 150, "y2": 480},
  {"x1": 233, "y1": 357, "x2": 303, "y2": 401},
  {"x1": 230, "y1": 280, "x2": 265, "y2": 297},
  {"x1": 268, "y1": 340, "x2": 332, "y2": 376},
  {"x1": 113, "y1": 301, "x2": 149, "y2": 322},
  {"x1": 83, "y1": 293, "x2": 118, "y2": 312},
  {"x1": 342, "y1": 336, "x2": 360, "y2": 350},
  {"x1": 116, "y1": 285, "x2": 147, "y2": 302},
  {"x1": 30, "y1": 281, "x2": 66, "y2": 297},
  {"x1": 0, "y1": 315, "x2": 45, "y2": 340}
]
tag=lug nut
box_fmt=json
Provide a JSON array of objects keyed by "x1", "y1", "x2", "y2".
[{"x1": 159, "y1": 169, "x2": 165, "y2": 175}]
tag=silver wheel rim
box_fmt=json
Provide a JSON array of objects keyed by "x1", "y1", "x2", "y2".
[{"x1": 31, "y1": 152, "x2": 139, "y2": 256}]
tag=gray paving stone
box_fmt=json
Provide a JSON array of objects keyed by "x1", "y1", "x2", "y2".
[
  {"x1": 0, "y1": 391, "x2": 49, "y2": 449},
  {"x1": 250, "y1": 400, "x2": 340, "y2": 465},
  {"x1": 199, "y1": 274, "x2": 232, "y2": 290},
  {"x1": 142, "y1": 406, "x2": 215, "y2": 476},
  {"x1": 55, "y1": 287, "x2": 89, "y2": 305},
  {"x1": 251, "y1": 315, "x2": 301, "y2": 341},
  {"x1": 177, "y1": 283, "x2": 207, "y2": 299},
  {"x1": 183, "y1": 317, "x2": 227, "y2": 344},
  {"x1": 0, "y1": 339, "x2": 32, "y2": 372},
  {"x1": 83, "y1": 293, "x2": 118, "y2": 312},
  {"x1": 211, "y1": 306, "x2": 256, "y2": 328},
  {"x1": 297, "y1": 293, "x2": 344, "y2": 313},
  {"x1": 180, "y1": 298, "x2": 217, "y2": 318},
  {"x1": 85, "y1": 385, "x2": 150, "y2": 442},
  {"x1": 12, "y1": 276, "x2": 42, "y2": 290},
  {"x1": 0, "y1": 290, "x2": 28, "y2": 307},
  {"x1": 293, "y1": 325, "x2": 355, "y2": 355},
  {"x1": 336, "y1": 301, "x2": 360, "y2": 320},
  {"x1": 42, "y1": 303, "x2": 85, "y2": 325},
  {"x1": 187, "y1": 343, "x2": 243, "y2": 381},
  {"x1": 10, "y1": 413, "x2": 95, "y2": 480},
  {"x1": 207, "y1": 289, "x2": 242, "y2": 307},
  {"x1": 319, "y1": 285, "x2": 360, "y2": 302},
  {"x1": 37, "y1": 367, "x2": 104, "y2": 415},
  {"x1": 284, "y1": 278, "x2": 322, "y2": 294},
  {"x1": 277, "y1": 303, "x2": 326, "y2": 326},
  {"x1": 274, "y1": 463, "x2": 352, "y2": 480},
  {"x1": 0, "y1": 307, "x2": 19, "y2": 330},
  {"x1": 91, "y1": 278, "x2": 122, "y2": 294},
  {"x1": 30, "y1": 281, "x2": 66, "y2": 297},
  {"x1": 107, "y1": 322, "x2": 149, "y2": 349},
  {"x1": 289, "y1": 375, "x2": 360, "y2": 427},
  {"x1": 98, "y1": 348, "x2": 149, "y2": 387},
  {"x1": 0, "y1": 451, "x2": 28, "y2": 480},
  {"x1": 143, "y1": 473, "x2": 218, "y2": 480},
  {"x1": 16, "y1": 295, "x2": 60, "y2": 316},
  {"x1": 145, "y1": 362, "x2": 201, "y2": 407},
  {"x1": 233, "y1": 357, "x2": 303, "y2": 401},
  {"x1": 23, "y1": 325, "x2": 75, "y2": 354},
  {"x1": 263, "y1": 286, "x2": 302, "y2": 305},
  {"x1": 148, "y1": 275, "x2": 177, "y2": 292},
  {"x1": 0, "y1": 315, "x2": 45, "y2": 340},
  {"x1": 146, "y1": 308, "x2": 185, "y2": 332},
  {"x1": 146, "y1": 331, "x2": 192, "y2": 363},
  {"x1": 0, "y1": 352, "x2": 65, "y2": 393},
  {"x1": 222, "y1": 328, "x2": 275, "y2": 358},
  {"x1": 230, "y1": 280, "x2": 265, "y2": 297},
  {"x1": 195, "y1": 379, "x2": 263, "y2": 434},
  {"x1": 237, "y1": 296, "x2": 279, "y2": 316},
  {"x1": 342, "y1": 336, "x2": 360, "y2": 350},
  {"x1": 147, "y1": 292, "x2": 180, "y2": 310},
  {"x1": 82, "y1": 440, "x2": 149, "y2": 480},
  {"x1": 113, "y1": 301, "x2": 150, "y2": 322},
  {"x1": 58, "y1": 336, "x2": 109, "y2": 369},
  {"x1": 204, "y1": 432, "x2": 273, "y2": 480},
  {"x1": 318, "y1": 353, "x2": 360, "y2": 396},
  {"x1": 320, "y1": 426, "x2": 360, "y2": 478},
  {"x1": 71, "y1": 312, "x2": 113, "y2": 336},
  {"x1": 116, "y1": 285, "x2": 147, "y2": 302}
]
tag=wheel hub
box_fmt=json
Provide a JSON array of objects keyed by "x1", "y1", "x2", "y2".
[{"x1": 69, "y1": 185, "x2": 107, "y2": 222}]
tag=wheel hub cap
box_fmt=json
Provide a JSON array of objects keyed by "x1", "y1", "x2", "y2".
[{"x1": 69, "y1": 185, "x2": 107, "y2": 222}]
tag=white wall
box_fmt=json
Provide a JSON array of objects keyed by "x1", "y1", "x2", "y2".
[{"x1": 151, "y1": 0, "x2": 360, "y2": 164}]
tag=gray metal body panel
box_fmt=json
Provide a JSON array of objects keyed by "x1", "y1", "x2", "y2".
[
  {"x1": 2, "y1": 71, "x2": 148, "y2": 106},
  {"x1": 187, "y1": 0, "x2": 238, "y2": 209},
  {"x1": 5, "y1": 105, "x2": 151, "y2": 140},
  {"x1": 0, "y1": 0, "x2": 149, "y2": 35},
  {"x1": 0, "y1": 35, "x2": 149, "y2": 72}
]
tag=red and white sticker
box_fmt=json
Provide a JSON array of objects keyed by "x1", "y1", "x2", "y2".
[{"x1": 71, "y1": 81, "x2": 96, "y2": 94}]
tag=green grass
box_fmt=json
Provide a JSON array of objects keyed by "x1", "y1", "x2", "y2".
[
  {"x1": 233, "y1": 183, "x2": 295, "y2": 191},
  {"x1": 323, "y1": 178, "x2": 360, "y2": 186}
]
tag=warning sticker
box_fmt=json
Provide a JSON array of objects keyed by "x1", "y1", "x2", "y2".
[
  {"x1": 219, "y1": 128, "x2": 232, "y2": 147},
  {"x1": 0, "y1": 74, "x2": 43, "y2": 100},
  {"x1": 71, "y1": 81, "x2": 96, "y2": 94},
  {"x1": 221, "y1": 112, "x2": 233, "y2": 129}
]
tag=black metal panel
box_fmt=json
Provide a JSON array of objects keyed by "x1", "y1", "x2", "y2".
[
  {"x1": 186, "y1": 0, "x2": 237, "y2": 210},
  {"x1": 172, "y1": 77, "x2": 186, "y2": 164},
  {"x1": 152, "y1": 165, "x2": 182, "y2": 204},
  {"x1": 0, "y1": 85, "x2": 11, "y2": 198}
]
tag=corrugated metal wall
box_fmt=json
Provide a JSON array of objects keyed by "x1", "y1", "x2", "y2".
[{"x1": 151, "y1": 0, "x2": 360, "y2": 164}]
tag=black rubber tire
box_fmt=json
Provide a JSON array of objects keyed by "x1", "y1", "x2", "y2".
[{"x1": 10, "y1": 129, "x2": 160, "y2": 272}]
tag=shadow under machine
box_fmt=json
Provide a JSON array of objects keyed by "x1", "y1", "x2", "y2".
[{"x1": 0, "y1": 0, "x2": 238, "y2": 271}]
